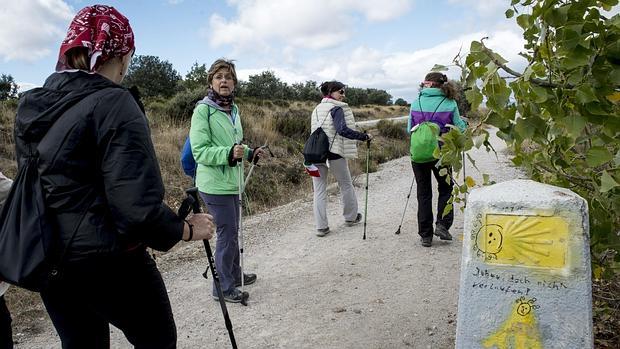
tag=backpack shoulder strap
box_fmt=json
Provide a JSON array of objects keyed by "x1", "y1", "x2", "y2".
[
  {"x1": 206, "y1": 105, "x2": 215, "y2": 138},
  {"x1": 419, "y1": 95, "x2": 447, "y2": 123}
]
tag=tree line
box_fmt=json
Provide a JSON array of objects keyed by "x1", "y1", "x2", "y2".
[
  {"x1": 0, "y1": 56, "x2": 410, "y2": 107},
  {"x1": 122, "y1": 56, "x2": 400, "y2": 106}
]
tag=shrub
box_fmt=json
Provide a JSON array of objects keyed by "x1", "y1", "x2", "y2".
[
  {"x1": 273, "y1": 109, "x2": 310, "y2": 142},
  {"x1": 377, "y1": 119, "x2": 408, "y2": 139},
  {"x1": 272, "y1": 99, "x2": 290, "y2": 108},
  {"x1": 164, "y1": 86, "x2": 209, "y2": 121}
]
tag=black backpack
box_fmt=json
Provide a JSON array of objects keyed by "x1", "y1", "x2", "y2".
[
  {"x1": 0, "y1": 87, "x2": 113, "y2": 292},
  {"x1": 303, "y1": 108, "x2": 335, "y2": 164},
  {"x1": 0, "y1": 147, "x2": 60, "y2": 291}
]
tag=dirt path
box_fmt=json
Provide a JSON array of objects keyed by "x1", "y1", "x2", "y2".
[{"x1": 17, "y1": 131, "x2": 525, "y2": 349}]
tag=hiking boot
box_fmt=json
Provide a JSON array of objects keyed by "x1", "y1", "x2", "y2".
[
  {"x1": 421, "y1": 236, "x2": 433, "y2": 247},
  {"x1": 434, "y1": 224, "x2": 453, "y2": 241},
  {"x1": 345, "y1": 213, "x2": 363, "y2": 226},
  {"x1": 212, "y1": 288, "x2": 249, "y2": 303},
  {"x1": 234, "y1": 273, "x2": 257, "y2": 287},
  {"x1": 316, "y1": 227, "x2": 330, "y2": 237}
]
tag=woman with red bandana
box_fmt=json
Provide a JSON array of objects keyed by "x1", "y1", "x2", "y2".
[{"x1": 13, "y1": 5, "x2": 214, "y2": 347}]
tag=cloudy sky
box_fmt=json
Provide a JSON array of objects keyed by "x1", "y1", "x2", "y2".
[{"x1": 2, "y1": 0, "x2": 612, "y2": 103}]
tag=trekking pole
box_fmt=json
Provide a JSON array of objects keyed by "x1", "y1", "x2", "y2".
[
  {"x1": 178, "y1": 187, "x2": 238, "y2": 349},
  {"x1": 363, "y1": 139, "x2": 370, "y2": 240},
  {"x1": 244, "y1": 143, "x2": 273, "y2": 188},
  {"x1": 395, "y1": 177, "x2": 415, "y2": 235},
  {"x1": 237, "y1": 162, "x2": 248, "y2": 306}
]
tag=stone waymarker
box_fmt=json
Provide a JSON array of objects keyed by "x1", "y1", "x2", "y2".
[{"x1": 455, "y1": 179, "x2": 592, "y2": 349}]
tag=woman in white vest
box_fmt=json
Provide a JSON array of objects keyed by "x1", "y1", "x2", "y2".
[{"x1": 310, "y1": 81, "x2": 372, "y2": 237}]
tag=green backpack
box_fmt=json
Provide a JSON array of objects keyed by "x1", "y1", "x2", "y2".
[{"x1": 409, "y1": 96, "x2": 446, "y2": 163}]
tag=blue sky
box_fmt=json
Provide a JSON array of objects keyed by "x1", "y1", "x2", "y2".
[{"x1": 1, "y1": 1, "x2": 617, "y2": 102}]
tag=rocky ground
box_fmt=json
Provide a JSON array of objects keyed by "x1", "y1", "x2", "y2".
[{"x1": 16, "y1": 130, "x2": 525, "y2": 349}]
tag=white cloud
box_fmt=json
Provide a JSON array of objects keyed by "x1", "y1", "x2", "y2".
[
  {"x1": 0, "y1": 0, "x2": 74, "y2": 62},
  {"x1": 205, "y1": 0, "x2": 413, "y2": 51},
  {"x1": 17, "y1": 82, "x2": 39, "y2": 93},
  {"x1": 238, "y1": 29, "x2": 526, "y2": 102}
]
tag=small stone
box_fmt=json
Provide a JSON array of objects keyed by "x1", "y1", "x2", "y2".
[{"x1": 353, "y1": 309, "x2": 362, "y2": 314}]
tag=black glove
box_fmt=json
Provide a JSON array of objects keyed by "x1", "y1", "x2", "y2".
[{"x1": 228, "y1": 145, "x2": 241, "y2": 167}]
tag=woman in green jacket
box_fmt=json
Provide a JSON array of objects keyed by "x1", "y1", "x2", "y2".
[{"x1": 190, "y1": 59, "x2": 263, "y2": 303}]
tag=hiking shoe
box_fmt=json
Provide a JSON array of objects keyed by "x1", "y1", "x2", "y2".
[
  {"x1": 421, "y1": 236, "x2": 433, "y2": 247},
  {"x1": 434, "y1": 224, "x2": 453, "y2": 241},
  {"x1": 212, "y1": 288, "x2": 249, "y2": 303},
  {"x1": 345, "y1": 213, "x2": 363, "y2": 226},
  {"x1": 316, "y1": 227, "x2": 330, "y2": 237},
  {"x1": 234, "y1": 273, "x2": 257, "y2": 287}
]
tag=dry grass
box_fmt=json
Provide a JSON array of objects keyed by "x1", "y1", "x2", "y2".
[{"x1": 0, "y1": 99, "x2": 408, "y2": 339}]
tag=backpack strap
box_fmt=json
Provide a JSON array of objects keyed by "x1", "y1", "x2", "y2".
[{"x1": 419, "y1": 95, "x2": 447, "y2": 123}]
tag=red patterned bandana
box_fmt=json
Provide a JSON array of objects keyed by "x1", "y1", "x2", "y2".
[{"x1": 56, "y1": 5, "x2": 134, "y2": 72}]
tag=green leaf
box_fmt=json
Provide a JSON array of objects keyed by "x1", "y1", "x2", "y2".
[
  {"x1": 442, "y1": 203, "x2": 454, "y2": 218},
  {"x1": 517, "y1": 14, "x2": 533, "y2": 30},
  {"x1": 564, "y1": 114, "x2": 586, "y2": 137},
  {"x1": 514, "y1": 116, "x2": 537, "y2": 140},
  {"x1": 614, "y1": 150, "x2": 620, "y2": 166},
  {"x1": 506, "y1": 8, "x2": 515, "y2": 18},
  {"x1": 472, "y1": 133, "x2": 487, "y2": 148},
  {"x1": 465, "y1": 88, "x2": 483, "y2": 110},
  {"x1": 530, "y1": 84, "x2": 550, "y2": 103},
  {"x1": 486, "y1": 111, "x2": 511, "y2": 129},
  {"x1": 482, "y1": 173, "x2": 491, "y2": 185},
  {"x1": 576, "y1": 84, "x2": 599, "y2": 104},
  {"x1": 544, "y1": 6, "x2": 569, "y2": 27},
  {"x1": 466, "y1": 153, "x2": 480, "y2": 172},
  {"x1": 610, "y1": 13, "x2": 620, "y2": 29},
  {"x1": 431, "y1": 64, "x2": 448, "y2": 72},
  {"x1": 562, "y1": 52, "x2": 590, "y2": 70},
  {"x1": 586, "y1": 147, "x2": 613, "y2": 167},
  {"x1": 600, "y1": 171, "x2": 619, "y2": 192}
]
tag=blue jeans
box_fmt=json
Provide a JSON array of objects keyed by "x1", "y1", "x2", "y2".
[{"x1": 200, "y1": 193, "x2": 241, "y2": 294}]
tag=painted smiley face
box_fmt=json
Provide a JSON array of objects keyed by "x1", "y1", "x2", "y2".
[
  {"x1": 476, "y1": 224, "x2": 504, "y2": 255},
  {"x1": 517, "y1": 302, "x2": 532, "y2": 316}
]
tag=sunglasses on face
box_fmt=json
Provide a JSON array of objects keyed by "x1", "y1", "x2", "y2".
[{"x1": 336, "y1": 89, "x2": 345, "y2": 94}]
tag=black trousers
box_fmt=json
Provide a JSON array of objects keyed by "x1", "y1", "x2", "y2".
[
  {"x1": 40, "y1": 249, "x2": 176, "y2": 349},
  {"x1": 0, "y1": 296, "x2": 12, "y2": 349},
  {"x1": 411, "y1": 160, "x2": 454, "y2": 238}
]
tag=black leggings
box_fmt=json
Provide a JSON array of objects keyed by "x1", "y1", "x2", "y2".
[
  {"x1": 411, "y1": 160, "x2": 454, "y2": 238},
  {"x1": 0, "y1": 295, "x2": 12, "y2": 349},
  {"x1": 40, "y1": 249, "x2": 176, "y2": 349}
]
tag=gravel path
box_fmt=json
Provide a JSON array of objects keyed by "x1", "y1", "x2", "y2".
[{"x1": 17, "y1": 129, "x2": 526, "y2": 349}]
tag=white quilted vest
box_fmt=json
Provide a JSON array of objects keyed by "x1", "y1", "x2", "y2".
[{"x1": 310, "y1": 98, "x2": 358, "y2": 159}]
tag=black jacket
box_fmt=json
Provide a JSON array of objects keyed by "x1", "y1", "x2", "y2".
[{"x1": 14, "y1": 71, "x2": 183, "y2": 260}]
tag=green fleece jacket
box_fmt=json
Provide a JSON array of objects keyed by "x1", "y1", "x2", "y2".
[{"x1": 190, "y1": 101, "x2": 251, "y2": 195}]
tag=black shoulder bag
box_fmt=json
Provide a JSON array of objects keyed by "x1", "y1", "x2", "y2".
[{"x1": 303, "y1": 108, "x2": 336, "y2": 164}]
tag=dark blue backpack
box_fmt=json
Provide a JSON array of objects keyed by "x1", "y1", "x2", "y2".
[
  {"x1": 180, "y1": 137, "x2": 196, "y2": 178},
  {"x1": 181, "y1": 105, "x2": 215, "y2": 179}
]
